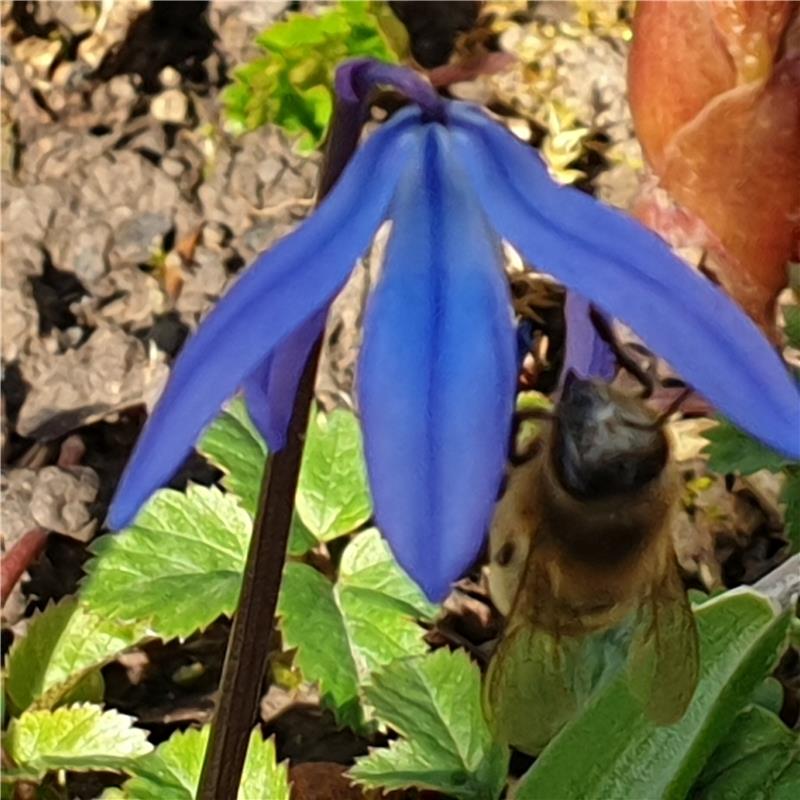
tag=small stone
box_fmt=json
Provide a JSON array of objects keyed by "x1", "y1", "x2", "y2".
[
  {"x1": 60, "y1": 327, "x2": 85, "y2": 349},
  {"x1": 44, "y1": 89, "x2": 67, "y2": 114},
  {"x1": 52, "y1": 1, "x2": 99, "y2": 36},
  {"x1": 30, "y1": 465, "x2": 100, "y2": 542},
  {"x1": 77, "y1": 32, "x2": 112, "y2": 70},
  {"x1": 242, "y1": 220, "x2": 284, "y2": 254},
  {"x1": 175, "y1": 247, "x2": 230, "y2": 319},
  {"x1": 16, "y1": 325, "x2": 169, "y2": 440},
  {"x1": 151, "y1": 89, "x2": 189, "y2": 125},
  {"x1": 201, "y1": 221, "x2": 229, "y2": 250},
  {"x1": 507, "y1": 117, "x2": 532, "y2": 142},
  {"x1": 449, "y1": 77, "x2": 494, "y2": 105},
  {"x1": 1, "y1": 283, "x2": 38, "y2": 361},
  {"x1": 3, "y1": 63, "x2": 22, "y2": 96},
  {"x1": 2, "y1": 185, "x2": 60, "y2": 242},
  {"x1": 107, "y1": 75, "x2": 138, "y2": 103},
  {"x1": 49, "y1": 221, "x2": 112, "y2": 285},
  {"x1": 73, "y1": 265, "x2": 164, "y2": 329},
  {"x1": 130, "y1": 127, "x2": 167, "y2": 158},
  {"x1": 50, "y1": 62, "x2": 72, "y2": 88},
  {"x1": 112, "y1": 212, "x2": 173, "y2": 264},
  {"x1": 1, "y1": 469, "x2": 38, "y2": 543},
  {"x1": 161, "y1": 156, "x2": 185, "y2": 178},
  {"x1": 1, "y1": 232, "x2": 46, "y2": 285},
  {"x1": 158, "y1": 66, "x2": 181, "y2": 89},
  {"x1": 14, "y1": 38, "x2": 62, "y2": 74},
  {"x1": 254, "y1": 154, "x2": 285, "y2": 188},
  {"x1": 50, "y1": 60, "x2": 92, "y2": 91}
]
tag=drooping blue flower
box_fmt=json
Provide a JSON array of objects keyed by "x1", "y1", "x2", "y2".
[{"x1": 109, "y1": 59, "x2": 800, "y2": 601}]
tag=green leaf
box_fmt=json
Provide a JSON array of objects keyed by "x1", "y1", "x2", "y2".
[
  {"x1": 350, "y1": 648, "x2": 509, "y2": 800},
  {"x1": 198, "y1": 399, "x2": 315, "y2": 556},
  {"x1": 278, "y1": 529, "x2": 437, "y2": 729},
  {"x1": 515, "y1": 390, "x2": 553, "y2": 452},
  {"x1": 279, "y1": 563, "x2": 361, "y2": 727},
  {"x1": 199, "y1": 396, "x2": 267, "y2": 517},
  {"x1": 783, "y1": 306, "x2": 800, "y2": 350},
  {"x1": 780, "y1": 469, "x2": 800, "y2": 552},
  {"x1": 751, "y1": 677, "x2": 785, "y2": 716},
  {"x1": 81, "y1": 485, "x2": 250, "y2": 641},
  {"x1": 287, "y1": 512, "x2": 318, "y2": 556},
  {"x1": 103, "y1": 726, "x2": 288, "y2": 800},
  {"x1": 296, "y1": 407, "x2": 372, "y2": 541},
  {"x1": 515, "y1": 589, "x2": 791, "y2": 800},
  {"x1": 692, "y1": 706, "x2": 800, "y2": 800},
  {"x1": 703, "y1": 420, "x2": 790, "y2": 475},
  {"x1": 4, "y1": 704, "x2": 151, "y2": 780},
  {"x1": 4, "y1": 598, "x2": 147, "y2": 714},
  {"x1": 222, "y1": 1, "x2": 399, "y2": 148}
]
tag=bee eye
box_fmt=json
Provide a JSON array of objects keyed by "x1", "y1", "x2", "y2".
[
  {"x1": 494, "y1": 541, "x2": 516, "y2": 567},
  {"x1": 552, "y1": 378, "x2": 669, "y2": 499}
]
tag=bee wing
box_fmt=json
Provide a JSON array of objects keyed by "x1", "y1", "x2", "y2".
[
  {"x1": 484, "y1": 617, "x2": 630, "y2": 755},
  {"x1": 484, "y1": 620, "x2": 580, "y2": 755},
  {"x1": 626, "y1": 559, "x2": 700, "y2": 724}
]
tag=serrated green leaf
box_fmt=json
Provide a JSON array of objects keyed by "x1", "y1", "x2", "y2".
[
  {"x1": 60, "y1": 668, "x2": 106, "y2": 708},
  {"x1": 287, "y1": 512, "x2": 317, "y2": 556},
  {"x1": 199, "y1": 397, "x2": 267, "y2": 517},
  {"x1": 350, "y1": 648, "x2": 509, "y2": 800},
  {"x1": 692, "y1": 706, "x2": 800, "y2": 800},
  {"x1": 237, "y1": 729, "x2": 290, "y2": 800},
  {"x1": 783, "y1": 306, "x2": 800, "y2": 350},
  {"x1": 751, "y1": 677, "x2": 785, "y2": 716},
  {"x1": 780, "y1": 469, "x2": 800, "y2": 552},
  {"x1": 515, "y1": 590, "x2": 791, "y2": 800},
  {"x1": 81, "y1": 485, "x2": 250, "y2": 641},
  {"x1": 338, "y1": 528, "x2": 438, "y2": 622},
  {"x1": 4, "y1": 704, "x2": 151, "y2": 780},
  {"x1": 278, "y1": 529, "x2": 437, "y2": 729},
  {"x1": 296, "y1": 407, "x2": 372, "y2": 541},
  {"x1": 703, "y1": 420, "x2": 790, "y2": 475},
  {"x1": 279, "y1": 563, "x2": 361, "y2": 727},
  {"x1": 4, "y1": 598, "x2": 147, "y2": 714},
  {"x1": 198, "y1": 400, "x2": 315, "y2": 556},
  {"x1": 222, "y1": 0, "x2": 399, "y2": 148},
  {"x1": 104, "y1": 726, "x2": 288, "y2": 800}
]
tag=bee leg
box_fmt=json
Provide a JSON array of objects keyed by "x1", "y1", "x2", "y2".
[
  {"x1": 422, "y1": 619, "x2": 491, "y2": 665},
  {"x1": 589, "y1": 307, "x2": 655, "y2": 397},
  {"x1": 508, "y1": 409, "x2": 547, "y2": 465}
]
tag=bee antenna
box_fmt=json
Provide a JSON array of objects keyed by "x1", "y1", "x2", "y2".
[
  {"x1": 589, "y1": 307, "x2": 655, "y2": 397},
  {"x1": 626, "y1": 386, "x2": 694, "y2": 431},
  {"x1": 655, "y1": 386, "x2": 694, "y2": 424}
]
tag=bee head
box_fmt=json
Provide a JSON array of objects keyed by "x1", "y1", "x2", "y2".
[{"x1": 552, "y1": 373, "x2": 669, "y2": 500}]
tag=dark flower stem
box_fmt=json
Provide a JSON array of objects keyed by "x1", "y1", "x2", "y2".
[
  {"x1": 198, "y1": 65, "x2": 441, "y2": 797},
  {"x1": 197, "y1": 339, "x2": 321, "y2": 800},
  {"x1": 196, "y1": 74, "x2": 377, "y2": 799}
]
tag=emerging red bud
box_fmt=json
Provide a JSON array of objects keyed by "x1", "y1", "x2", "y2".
[{"x1": 628, "y1": 1, "x2": 800, "y2": 332}]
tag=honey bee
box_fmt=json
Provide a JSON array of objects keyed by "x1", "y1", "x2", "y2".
[{"x1": 485, "y1": 374, "x2": 699, "y2": 755}]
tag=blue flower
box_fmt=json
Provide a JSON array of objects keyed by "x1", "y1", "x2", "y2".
[{"x1": 109, "y1": 60, "x2": 800, "y2": 601}]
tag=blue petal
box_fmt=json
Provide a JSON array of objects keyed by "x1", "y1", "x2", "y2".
[
  {"x1": 451, "y1": 104, "x2": 800, "y2": 459},
  {"x1": 108, "y1": 110, "x2": 425, "y2": 530},
  {"x1": 243, "y1": 309, "x2": 327, "y2": 451},
  {"x1": 358, "y1": 124, "x2": 517, "y2": 602},
  {"x1": 563, "y1": 292, "x2": 616, "y2": 382}
]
